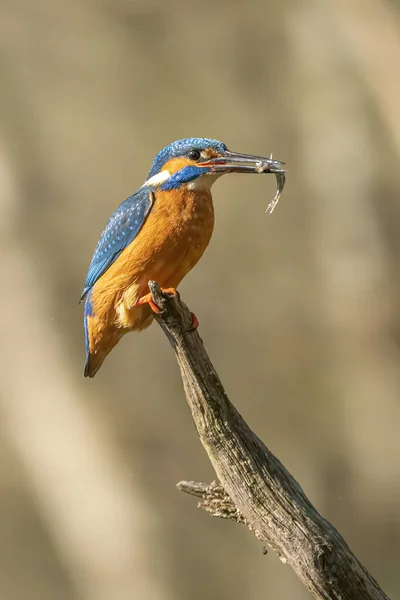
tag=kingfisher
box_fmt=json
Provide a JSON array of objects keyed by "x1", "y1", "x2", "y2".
[{"x1": 81, "y1": 137, "x2": 285, "y2": 377}]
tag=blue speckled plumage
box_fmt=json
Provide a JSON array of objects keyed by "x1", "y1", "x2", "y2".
[
  {"x1": 80, "y1": 187, "x2": 154, "y2": 301},
  {"x1": 148, "y1": 138, "x2": 227, "y2": 178}
]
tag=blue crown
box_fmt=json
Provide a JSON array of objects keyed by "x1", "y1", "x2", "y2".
[{"x1": 147, "y1": 137, "x2": 227, "y2": 179}]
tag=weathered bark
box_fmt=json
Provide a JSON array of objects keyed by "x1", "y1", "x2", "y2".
[{"x1": 149, "y1": 281, "x2": 390, "y2": 600}]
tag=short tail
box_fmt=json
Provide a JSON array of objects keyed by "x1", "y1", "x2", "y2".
[
  {"x1": 84, "y1": 352, "x2": 106, "y2": 378},
  {"x1": 83, "y1": 290, "x2": 124, "y2": 378},
  {"x1": 83, "y1": 291, "x2": 99, "y2": 377},
  {"x1": 84, "y1": 334, "x2": 124, "y2": 378}
]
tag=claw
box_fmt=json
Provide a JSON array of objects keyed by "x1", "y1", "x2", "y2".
[
  {"x1": 136, "y1": 287, "x2": 177, "y2": 313},
  {"x1": 190, "y1": 312, "x2": 199, "y2": 330}
]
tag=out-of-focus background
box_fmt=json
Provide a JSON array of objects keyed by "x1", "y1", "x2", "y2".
[{"x1": 1, "y1": 0, "x2": 400, "y2": 598}]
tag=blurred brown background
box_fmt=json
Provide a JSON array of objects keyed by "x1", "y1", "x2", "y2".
[{"x1": 1, "y1": 0, "x2": 400, "y2": 598}]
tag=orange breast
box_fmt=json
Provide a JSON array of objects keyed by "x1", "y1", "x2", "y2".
[
  {"x1": 144, "y1": 186, "x2": 215, "y2": 288},
  {"x1": 91, "y1": 186, "x2": 215, "y2": 329}
]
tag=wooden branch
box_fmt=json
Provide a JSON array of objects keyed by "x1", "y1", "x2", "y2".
[{"x1": 148, "y1": 281, "x2": 390, "y2": 600}]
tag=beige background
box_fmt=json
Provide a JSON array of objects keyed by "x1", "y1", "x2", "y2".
[{"x1": 1, "y1": 1, "x2": 400, "y2": 598}]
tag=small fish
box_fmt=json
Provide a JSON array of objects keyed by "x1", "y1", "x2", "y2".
[
  {"x1": 255, "y1": 153, "x2": 286, "y2": 214},
  {"x1": 266, "y1": 171, "x2": 286, "y2": 214}
]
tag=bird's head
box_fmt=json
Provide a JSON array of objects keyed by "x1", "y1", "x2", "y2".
[{"x1": 144, "y1": 137, "x2": 285, "y2": 191}]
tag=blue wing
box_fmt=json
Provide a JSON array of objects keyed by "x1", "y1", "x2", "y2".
[{"x1": 80, "y1": 187, "x2": 155, "y2": 301}]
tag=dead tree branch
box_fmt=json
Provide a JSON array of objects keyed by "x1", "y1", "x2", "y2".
[{"x1": 148, "y1": 281, "x2": 389, "y2": 600}]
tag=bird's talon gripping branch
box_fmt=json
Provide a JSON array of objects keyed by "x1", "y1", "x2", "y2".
[
  {"x1": 161, "y1": 287, "x2": 177, "y2": 297},
  {"x1": 189, "y1": 312, "x2": 200, "y2": 330},
  {"x1": 136, "y1": 287, "x2": 177, "y2": 314},
  {"x1": 136, "y1": 294, "x2": 162, "y2": 314}
]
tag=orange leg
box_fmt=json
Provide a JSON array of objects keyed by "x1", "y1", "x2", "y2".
[
  {"x1": 136, "y1": 287, "x2": 177, "y2": 314},
  {"x1": 136, "y1": 289, "x2": 199, "y2": 330}
]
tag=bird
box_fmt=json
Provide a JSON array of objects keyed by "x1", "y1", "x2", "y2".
[{"x1": 81, "y1": 137, "x2": 284, "y2": 377}]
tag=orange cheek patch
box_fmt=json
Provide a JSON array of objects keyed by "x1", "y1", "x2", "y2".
[{"x1": 163, "y1": 157, "x2": 194, "y2": 174}]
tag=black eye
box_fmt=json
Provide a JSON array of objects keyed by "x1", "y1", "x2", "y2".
[{"x1": 188, "y1": 149, "x2": 201, "y2": 161}]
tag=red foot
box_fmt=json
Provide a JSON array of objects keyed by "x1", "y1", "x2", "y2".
[
  {"x1": 190, "y1": 312, "x2": 200, "y2": 330},
  {"x1": 136, "y1": 287, "x2": 177, "y2": 313}
]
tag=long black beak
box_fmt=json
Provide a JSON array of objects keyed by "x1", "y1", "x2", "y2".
[
  {"x1": 200, "y1": 149, "x2": 286, "y2": 214},
  {"x1": 199, "y1": 150, "x2": 286, "y2": 175}
]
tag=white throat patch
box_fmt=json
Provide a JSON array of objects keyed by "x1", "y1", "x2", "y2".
[
  {"x1": 144, "y1": 169, "x2": 171, "y2": 187},
  {"x1": 187, "y1": 173, "x2": 221, "y2": 191}
]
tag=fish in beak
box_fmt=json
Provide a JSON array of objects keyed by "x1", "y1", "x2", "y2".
[{"x1": 200, "y1": 150, "x2": 286, "y2": 214}]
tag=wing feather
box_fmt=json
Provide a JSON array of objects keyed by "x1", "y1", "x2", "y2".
[{"x1": 80, "y1": 188, "x2": 154, "y2": 301}]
